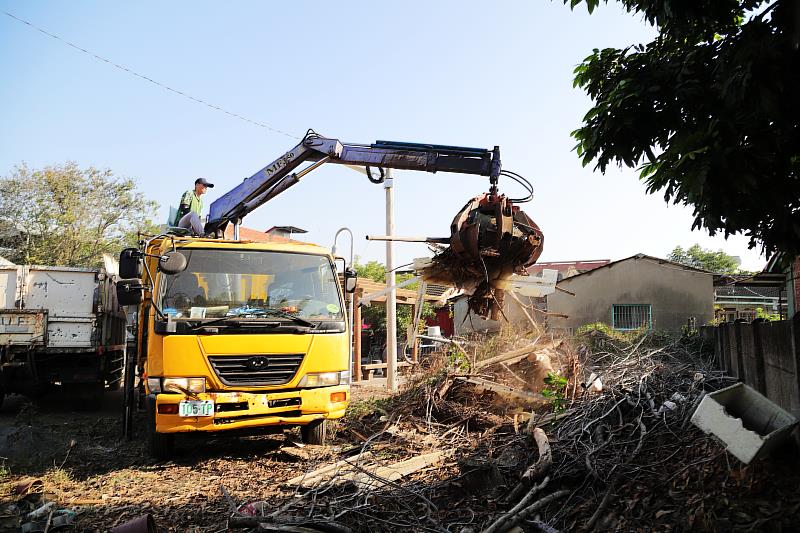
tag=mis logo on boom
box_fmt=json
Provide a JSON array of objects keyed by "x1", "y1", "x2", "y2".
[{"x1": 247, "y1": 356, "x2": 270, "y2": 371}]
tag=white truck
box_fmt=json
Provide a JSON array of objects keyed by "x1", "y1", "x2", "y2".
[{"x1": 0, "y1": 264, "x2": 126, "y2": 406}]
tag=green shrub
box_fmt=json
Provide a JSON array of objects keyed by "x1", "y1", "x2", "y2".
[{"x1": 542, "y1": 372, "x2": 568, "y2": 413}]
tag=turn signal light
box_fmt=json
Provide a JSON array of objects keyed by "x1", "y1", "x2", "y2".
[
  {"x1": 157, "y1": 404, "x2": 179, "y2": 414},
  {"x1": 330, "y1": 391, "x2": 347, "y2": 403}
]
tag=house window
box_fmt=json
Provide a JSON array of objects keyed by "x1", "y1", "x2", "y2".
[
  {"x1": 738, "y1": 311, "x2": 756, "y2": 322},
  {"x1": 612, "y1": 304, "x2": 652, "y2": 330}
]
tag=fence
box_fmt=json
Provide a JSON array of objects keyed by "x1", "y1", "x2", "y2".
[{"x1": 702, "y1": 318, "x2": 800, "y2": 418}]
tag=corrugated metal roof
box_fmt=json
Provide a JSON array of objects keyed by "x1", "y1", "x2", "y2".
[
  {"x1": 555, "y1": 253, "x2": 713, "y2": 284},
  {"x1": 528, "y1": 259, "x2": 610, "y2": 274},
  {"x1": 715, "y1": 285, "x2": 782, "y2": 298}
]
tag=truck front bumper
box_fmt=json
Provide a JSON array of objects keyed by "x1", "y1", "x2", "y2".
[{"x1": 150, "y1": 386, "x2": 349, "y2": 434}]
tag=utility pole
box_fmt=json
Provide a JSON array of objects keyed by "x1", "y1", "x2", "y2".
[
  {"x1": 384, "y1": 169, "x2": 397, "y2": 392},
  {"x1": 332, "y1": 228, "x2": 355, "y2": 384}
]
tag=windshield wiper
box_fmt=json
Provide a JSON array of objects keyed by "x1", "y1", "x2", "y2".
[
  {"x1": 188, "y1": 316, "x2": 236, "y2": 330},
  {"x1": 188, "y1": 308, "x2": 315, "y2": 330},
  {"x1": 257, "y1": 308, "x2": 316, "y2": 328}
]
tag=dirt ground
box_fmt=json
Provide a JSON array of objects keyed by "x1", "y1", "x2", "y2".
[
  {"x1": 0, "y1": 384, "x2": 393, "y2": 532},
  {"x1": 3, "y1": 335, "x2": 800, "y2": 532}
]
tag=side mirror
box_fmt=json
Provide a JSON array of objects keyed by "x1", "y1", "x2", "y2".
[
  {"x1": 344, "y1": 267, "x2": 358, "y2": 294},
  {"x1": 119, "y1": 248, "x2": 142, "y2": 279},
  {"x1": 158, "y1": 251, "x2": 188, "y2": 275},
  {"x1": 117, "y1": 279, "x2": 144, "y2": 306}
]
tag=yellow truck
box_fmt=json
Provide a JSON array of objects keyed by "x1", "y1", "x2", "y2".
[
  {"x1": 117, "y1": 131, "x2": 510, "y2": 457},
  {"x1": 117, "y1": 235, "x2": 355, "y2": 458}
]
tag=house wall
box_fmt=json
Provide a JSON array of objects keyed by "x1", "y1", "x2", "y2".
[
  {"x1": 791, "y1": 257, "x2": 800, "y2": 317},
  {"x1": 547, "y1": 257, "x2": 714, "y2": 332}
]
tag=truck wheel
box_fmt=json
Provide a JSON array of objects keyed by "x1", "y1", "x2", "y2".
[
  {"x1": 300, "y1": 420, "x2": 327, "y2": 445},
  {"x1": 147, "y1": 412, "x2": 175, "y2": 460}
]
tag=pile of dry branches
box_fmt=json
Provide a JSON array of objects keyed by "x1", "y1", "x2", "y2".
[{"x1": 224, "y1": 328, "x2": 800, "y2": 532}]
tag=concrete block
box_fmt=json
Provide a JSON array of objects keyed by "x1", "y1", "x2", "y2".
[{"x1": 691, "y1": 382, "x2": 798, "y2": 464}]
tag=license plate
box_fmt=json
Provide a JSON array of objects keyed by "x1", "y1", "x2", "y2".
[{"x1": 179, "y1": 400, "x2": 214, "y2": 417}]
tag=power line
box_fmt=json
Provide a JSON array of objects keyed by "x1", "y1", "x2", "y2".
[{"x1": 2, "y1": 9, "x2": 300, "y2": 140}]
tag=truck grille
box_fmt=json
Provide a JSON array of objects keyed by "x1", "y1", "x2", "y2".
[{"x1": 207, "y1": 354, "x2": 304, "y2": 386}]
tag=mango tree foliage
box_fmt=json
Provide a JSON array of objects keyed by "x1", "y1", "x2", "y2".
[
  {"x1": 0, "y1": 162, "x2": 159, "y2": 268},
  {"x1": 668, "y1": 244, "x2": 741, "y2": 274},
  {"x1": 567, "y1": 0, "x2": 799, "y2": 257}
]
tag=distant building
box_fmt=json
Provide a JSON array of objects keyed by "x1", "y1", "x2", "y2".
[
  {"x1": 528, "y1": 259, "x2": 610, "y2": 281},
  {"x1": 763, "y1": 253, "x2": 800, "y2": 318},
  {"x1": 714, "y1": 274, "x2": 788, "y2": 321},
  {"x1": 547, "y1": 254, "x2": 714, "y2": 332},
  {"x1": 266, "y1": 226, "x2": 308, "y2": 240},
  {"x1": 453, "y1": 259, "x2": 610, "y2": 334},
  {"x1": 223, "y1": 225, "x2": 303, "y2": 244}
]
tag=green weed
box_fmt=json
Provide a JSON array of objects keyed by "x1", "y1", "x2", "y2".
[{"x1": 542, "y1": 372, "x2": 568, "y2": 413}]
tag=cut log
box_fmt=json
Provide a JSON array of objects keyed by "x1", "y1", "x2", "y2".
[
  {"x1": 456, "y1": 377, "x2": 547, "y2": 405},
  {"x1": 476, "y1": 342, "x2": 539, "y2": 370}
]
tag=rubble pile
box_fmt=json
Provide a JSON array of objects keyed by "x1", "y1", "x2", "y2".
[
  {"x1": 222, "y1": 328, "x2": 800, "y2": 532},
  {"x1": 3, "y1": 328, "x2": 799, "y2": 531},
  {"x1": 542, "y1": 328, "x2": 800, "y2": 530},
  {"x1": 218, "y1": 328, "x2": 572, "y2": 532}
]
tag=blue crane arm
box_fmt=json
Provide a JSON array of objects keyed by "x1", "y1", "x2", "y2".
[{"x1": 205, "y1": 130, "x2": 501, "y2": 234}]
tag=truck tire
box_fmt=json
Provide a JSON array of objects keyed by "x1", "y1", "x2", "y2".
[
  {"x1": 148, "y1": 417, "x2": 175, "y2": 460},
  {"x1": 146, "y1": 399, "x2": 175, "y2": 460},
  {"x1": 300, "y1": 419, "x2": 327, "y2": 445}
]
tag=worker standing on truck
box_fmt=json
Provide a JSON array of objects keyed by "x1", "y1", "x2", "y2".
[{"x1": 174, "y1": 178, "x2": 214, "y2": 235}]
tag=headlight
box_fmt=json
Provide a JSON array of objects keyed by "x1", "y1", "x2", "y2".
[
  {"x1": 147, "y1": 377, "x2": 162, "y2": 393},
  {"x1": 161, "y1": 377, "x2": 206, "y2": 394},
  {"x1": 298, "y1": 371, "x2": 346, "y2": 387}
]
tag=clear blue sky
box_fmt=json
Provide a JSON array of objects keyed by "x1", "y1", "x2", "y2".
[{"x1": 0, "y1": 1, "x2": 768, "y2": 271}]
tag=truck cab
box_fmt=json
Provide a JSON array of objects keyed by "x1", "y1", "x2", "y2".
[{"x1": 120, "y1": 235, "x2": 353, "y2": 458}]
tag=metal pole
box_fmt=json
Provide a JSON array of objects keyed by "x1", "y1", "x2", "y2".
[
  {"x1": 233, "y1": 219, "x2": 240, "y2": 240},
  {"x1": 384, "y1": 169, "x2": 397, "y2": 392},
  {"x1": 353, "y1": 292, "x2": 362, "y2": 382},
  {"x1": 332, "y1": 227, "x2": 355, "y2": 384},
  {"x1": 366, "y1": 235, "x2": 450, "y2": 243}
]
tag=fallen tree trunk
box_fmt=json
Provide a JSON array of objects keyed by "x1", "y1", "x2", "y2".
[
  {"x1": 476, "y1": 342, "x2": 540, "y2": 370},
  {"x1": 456, "y1": 377, "x2": 547, "y2": 405}
]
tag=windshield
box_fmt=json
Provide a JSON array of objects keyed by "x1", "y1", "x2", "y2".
[{"x1": 159, "y1": 249, "x2": 343, "y2": 321}]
